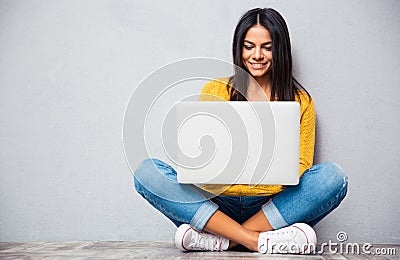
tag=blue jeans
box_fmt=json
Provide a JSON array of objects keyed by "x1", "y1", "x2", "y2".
[{"x1": 134, "y1": 158, "x2": 348, "y2": 231}]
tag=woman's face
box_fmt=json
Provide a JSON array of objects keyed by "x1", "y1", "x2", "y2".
[{"x1": 242, "y1": 25, "x2": 273, "y2": 80}]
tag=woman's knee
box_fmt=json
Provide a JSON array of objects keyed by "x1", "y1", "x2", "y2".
[
  {"x1": 317, "y1": 162, "x2": 348, "y2": 195},
  {"x1": 305, "y1": 162, "x2": 348, "y2": 198},
  {"x1": 134, "y1": 158, "x2": 177, "y2": 191},
  {"x1": 134, "y1": 158, "x2": 155, "y2": 193},
  {"x1": 135, "y1": 158, "x2": 159, "y2": 178}
]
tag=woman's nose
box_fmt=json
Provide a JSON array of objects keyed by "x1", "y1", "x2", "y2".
[{"x1": 253, "y1": 47, "x2": 263, "y2": 60}]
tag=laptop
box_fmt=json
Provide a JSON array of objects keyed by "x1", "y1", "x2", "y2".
[{"x1": 168, "y1": 101, "x2": 299, "y2": 185}]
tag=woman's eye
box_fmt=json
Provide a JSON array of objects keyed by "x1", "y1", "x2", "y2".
[
  {"x1": 244, "y1": 45, "x2": 253, "y2": 50},
  {"x1": 264, "y1": 46, "x2": 272, "y2": 51}
]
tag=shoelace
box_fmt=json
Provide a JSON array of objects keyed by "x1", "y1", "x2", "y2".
[
  {"x1": 271, "y1": 229, "x2": 298, "y2": 241},
  {"x1": 188, "y1": 231, "x2": 223, "y2": 251}
]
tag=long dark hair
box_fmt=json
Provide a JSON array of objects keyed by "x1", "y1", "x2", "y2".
[{"x1": 228, "y1": 8, "x2": 309, "y2": 101}]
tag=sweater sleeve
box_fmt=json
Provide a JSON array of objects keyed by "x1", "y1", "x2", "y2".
[{"x1": 298, "y1": 93, "x2": 316, "y2": 176}]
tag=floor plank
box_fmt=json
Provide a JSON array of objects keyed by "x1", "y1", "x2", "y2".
[{"x1": 0, "y1": 241, "x2": 398, "y2": 259}]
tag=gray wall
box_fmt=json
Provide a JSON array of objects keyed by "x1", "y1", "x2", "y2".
[{"x1": 0, "y1": 0, "x2": 399, "y2": 244}]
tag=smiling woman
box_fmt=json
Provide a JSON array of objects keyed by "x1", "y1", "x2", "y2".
[{"x1": 133, "y1": 7, "x2": 348, "y2": 254}]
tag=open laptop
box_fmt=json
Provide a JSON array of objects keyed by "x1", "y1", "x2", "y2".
[{"x1": 169, "y1": 101, "x2": 299, "y2": 185}]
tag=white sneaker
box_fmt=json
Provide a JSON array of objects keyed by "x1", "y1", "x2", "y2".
[
  {"x1": 175, "y1": 224, "x2": 229, "y2": 251},
  {"x1": 258, "y1": 223, "x2": 317, "y2": 254}
]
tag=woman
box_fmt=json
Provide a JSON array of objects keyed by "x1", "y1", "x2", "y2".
[{"x1": 134, "y1": 8, "x2": 348, "y2": 254}]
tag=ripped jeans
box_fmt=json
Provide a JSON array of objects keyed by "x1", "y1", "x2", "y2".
[{"x1": 134, "y1": 159, "x2": 348, "y2": 231}]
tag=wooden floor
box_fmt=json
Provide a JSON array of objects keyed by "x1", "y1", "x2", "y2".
[{"x1": 0, "y1": 241, "x2": 398, "y2": 259}]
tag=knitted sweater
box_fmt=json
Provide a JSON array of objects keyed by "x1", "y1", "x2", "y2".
[{"x1": 198, "y1": 78, "x2": 315, "y2": 196}]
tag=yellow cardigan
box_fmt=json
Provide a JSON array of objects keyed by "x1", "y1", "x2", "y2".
[{"x1": 198, "y1": 78, "x2": 315, "y2": 196}]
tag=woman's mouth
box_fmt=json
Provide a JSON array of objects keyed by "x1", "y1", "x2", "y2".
[{"x1": 249, "y1": 62, "x2": 267, "y2": 69}]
